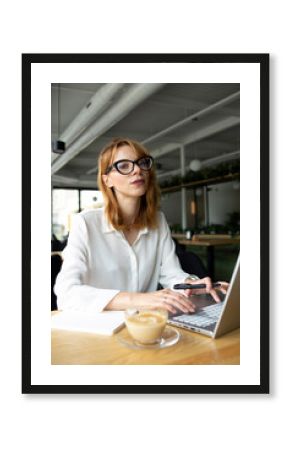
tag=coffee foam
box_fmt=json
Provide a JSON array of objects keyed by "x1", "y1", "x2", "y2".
[{"x1": 127, "y1": 312, "x2": 165, "y2": 326}]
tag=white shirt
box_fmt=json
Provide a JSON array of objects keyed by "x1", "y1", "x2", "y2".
[{"x1": 54, "y1": 208, "x2": 194, "y2": 312}]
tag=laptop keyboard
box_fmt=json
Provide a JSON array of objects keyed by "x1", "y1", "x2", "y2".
[{"x1": 173, "y1": 302, "x2": 224, "y2": 328}]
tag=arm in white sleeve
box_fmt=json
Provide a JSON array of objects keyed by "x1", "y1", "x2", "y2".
[
  {"x1": 158, "y1": 213, "x2": 199, "y2": 289},
  {"x1": 54, "y1": 214, "x2": 119, "y2": 312}
]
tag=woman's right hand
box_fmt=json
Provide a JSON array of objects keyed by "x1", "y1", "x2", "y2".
[
  {"x1": 109, "y1": 289, "x2": 193, "y2": 314},
  {"x1": 131, "y1": 289, "x2": 195, "y2": 314},
  {"x1": 106, "y1": 289, "x2": 195, "y2": 314}
]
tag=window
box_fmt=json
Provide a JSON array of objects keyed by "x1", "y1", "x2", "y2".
[
  {"x1": 52, "y1": 189, "x2": 79, "y2": 240},
  {"x1": 80, "y1": 190, "x2": 104, "y2": 211},
  {"x1": 52, "y1": 188, "x2": 104, "y2": 241}
]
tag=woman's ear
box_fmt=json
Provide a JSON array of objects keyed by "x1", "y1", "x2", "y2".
[{"x1": 102, "y1": 174, "x2": 113, "y2": 188}]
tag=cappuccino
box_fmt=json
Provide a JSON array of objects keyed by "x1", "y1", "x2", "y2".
[{"x1": 125, "y1": 310, "x2": 168, "y2": 344}]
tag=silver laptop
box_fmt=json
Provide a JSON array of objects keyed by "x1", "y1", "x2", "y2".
[{"x1": 168, "y1": 255, "x2": 240, "y2": 338}]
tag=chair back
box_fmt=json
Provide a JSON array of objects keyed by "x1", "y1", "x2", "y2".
[{"x1": 51, "y1": 254, "x2": 63, "y2": 310}]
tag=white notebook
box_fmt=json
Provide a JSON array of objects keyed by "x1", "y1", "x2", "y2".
[{"x1": 51, "y1": 310, "x2": 125, "y2": 336}]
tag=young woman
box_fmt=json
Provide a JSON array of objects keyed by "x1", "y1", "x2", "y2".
[{"x1": 55, "y1": 138, "x2": 227, "y2": 313}]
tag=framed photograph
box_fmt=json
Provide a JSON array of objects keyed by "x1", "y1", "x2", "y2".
[{"x1": 22, "y1": 53, "x2": 269, "y2": 394}]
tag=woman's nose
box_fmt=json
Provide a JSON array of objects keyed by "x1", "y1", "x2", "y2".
[{"x1": 132, "y1": 162, "x2": 141, "y2": 175}]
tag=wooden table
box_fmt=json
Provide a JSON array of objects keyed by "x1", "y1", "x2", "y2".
[
  {"x1": 177, "y1": 236, "x2": 240, "y2": 279},
  {"x1": 51, "y1": 322, "x2": 240, "y2": 365}
]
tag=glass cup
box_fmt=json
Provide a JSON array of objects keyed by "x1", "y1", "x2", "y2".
[{"x1": 125, "y1": 308, "x2": 168, "y2": 345}]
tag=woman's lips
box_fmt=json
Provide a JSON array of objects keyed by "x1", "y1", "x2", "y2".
[{"x1": 130, "y1": 179, "x2": 145, "y2": 185}]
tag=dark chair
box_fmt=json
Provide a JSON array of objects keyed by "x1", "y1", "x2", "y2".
[
  {"x1": 172, "y1": 238, "x2": 208, "y2": 279},
  {"x1": 51, "y1": 254, "x2": 63, "y2": 310},
  {"x1": 51, "y1": 234, "x2": 68, "y2": 252}
]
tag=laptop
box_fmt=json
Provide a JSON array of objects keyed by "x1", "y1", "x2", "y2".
[{"x1": 168, "y1": 254, "x2": 240, "y2": 338}]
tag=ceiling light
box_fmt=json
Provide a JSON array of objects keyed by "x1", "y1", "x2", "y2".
[{"x1": 189, "y1": 159, "x2": 202, "y2": 171}]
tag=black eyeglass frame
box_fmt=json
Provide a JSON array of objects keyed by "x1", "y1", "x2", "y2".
[{"x1": 105, "y1": 155, "x2": 154, "y2": 175}]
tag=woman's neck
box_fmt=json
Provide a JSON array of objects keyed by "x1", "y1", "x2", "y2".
[{"x1": 117, "y1": 197, "x2": 141, "y2": 227}]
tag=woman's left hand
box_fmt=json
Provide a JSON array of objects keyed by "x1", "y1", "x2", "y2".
[{"x1": 183, "y1": 277, "x2": 229, "y2": 303}]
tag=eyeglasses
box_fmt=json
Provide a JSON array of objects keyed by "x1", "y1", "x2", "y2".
[{"x1": 105, "y1": 156, "x2": 154, "y2": 175}]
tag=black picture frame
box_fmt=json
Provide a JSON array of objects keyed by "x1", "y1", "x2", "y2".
[{"x1": 22, "y1": 53, "x2": 269, "y2": 394}]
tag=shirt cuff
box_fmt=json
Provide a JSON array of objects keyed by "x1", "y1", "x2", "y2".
[
  {"x1": 187, "y1": 275, "x2": 200, "y2": 281},
  {"x1": 57, "y1": 286, "x2": 120, "y2": 313}
]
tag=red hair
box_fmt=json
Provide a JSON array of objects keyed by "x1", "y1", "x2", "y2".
[{"x1": 97, "y1": 138, "x2": 160, "y2": 230}]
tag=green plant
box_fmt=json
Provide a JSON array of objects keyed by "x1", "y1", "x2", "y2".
[
  {"x1": 170, "y1": 223, "x2": 183, "y2": 233},
  {"x1": 158, "y1": 160, "x2": 240, "y2": 190},
  {"x1": 225, "y1": 211, "x2": 240, "y2": 234}
]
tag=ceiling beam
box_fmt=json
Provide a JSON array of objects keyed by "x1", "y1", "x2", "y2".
[
  {"x1": 60, "y1": 83, "x2": 125, "y2": 147},
  {"x1": 52, "y1": 174, "x2": 98, "y2": 188},
  {"x1": 182, "y1": 116, "x2": 240, "y2": 146},
  {"x1": 201, "y1": 150, "x2": 240, "y2": 167},
  {"x1": 150, "y1": 116, "x2": 239, "y2": 159},
  {"x1": 84, "y1": 90, "x2": 240, "y2": 174},
  {"x1": 51, "y1": 83, "x2": 164, "y2": 175},
  {"x1": 51, "y1": 84, "x2": 124, "y2": 163},
  {"x1": 142, "y1": 91, "x2": 240, "y2": 146}
]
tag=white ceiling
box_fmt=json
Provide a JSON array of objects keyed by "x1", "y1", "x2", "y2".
[{"x1": 51, "y1": 83, "x2": 240, "y2": 188}]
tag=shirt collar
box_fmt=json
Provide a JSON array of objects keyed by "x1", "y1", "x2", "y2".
[
  {"x1": 101, "y1": 212, "x2": 149, "y2": 236},
  {"x1": 138, "y1": 227, "x2": 149, "y2": 236},
  {"x1": 101, "y1": 212, "x2": 115, "y2": 233}
]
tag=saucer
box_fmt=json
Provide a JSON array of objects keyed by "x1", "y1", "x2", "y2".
[{"x1": 117, "y1": 326, "x2": 180, "y2": 350}]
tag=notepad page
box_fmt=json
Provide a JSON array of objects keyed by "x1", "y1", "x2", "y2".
[{"x1": 51, "y1": 310, "x2": 125, "y2": 335}]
